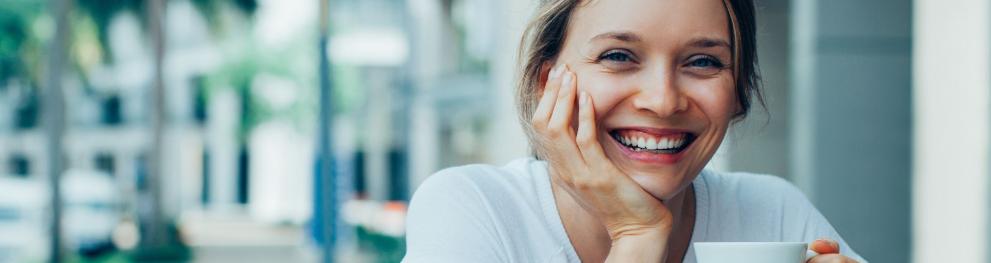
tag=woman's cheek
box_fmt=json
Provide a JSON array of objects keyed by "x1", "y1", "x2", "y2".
[
  {"x1": 685, "y1": 79, "x2": 737, "y2": 122},
  {"x1": 580, "y1": 77, "x2": 633, "y2": 118}
]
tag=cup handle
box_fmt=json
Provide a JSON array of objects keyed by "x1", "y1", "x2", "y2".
[{"x1": 805, "y1": 249, "x2": 819, "y2": 262}]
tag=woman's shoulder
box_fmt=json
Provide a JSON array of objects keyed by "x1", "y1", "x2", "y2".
[
  {"x1": 701, "y1": 169, "x2": 803, "y2": 193},
  {"x1": 418, "y1": 157, "x2": 544, "y2": 192},
  {"x1": 405, "y1": 158, "x2": 571, "y2": 262},
  {"x1": 410, "y1": 157, "x2": 548, "y2": 210},
  {"x1": 698, "y1": 169, "x2": 811, "y2": 208}
]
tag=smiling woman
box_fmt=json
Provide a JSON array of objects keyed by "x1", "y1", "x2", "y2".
[{"x1": 403, "y1": 0, "x2": 866, "y2": 262}]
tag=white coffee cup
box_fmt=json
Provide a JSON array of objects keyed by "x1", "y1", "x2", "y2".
[{"x1": 694, "y1": 242, "x2": 819, "y2": 263}]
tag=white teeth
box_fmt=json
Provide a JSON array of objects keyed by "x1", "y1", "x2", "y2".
[{"x1": 616, "y1": 133, "x2": 690, "y2": 151}]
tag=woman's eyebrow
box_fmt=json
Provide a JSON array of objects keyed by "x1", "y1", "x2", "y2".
[
  {"x1": 590, "y1": 31, "x2": 642, "y2": 43},
  {"x1": 589, "y1": 32, "x2": 730, "y2": 50},
  {"x1": 687, "y1": 37, "x2": 731, "y2": 49}
]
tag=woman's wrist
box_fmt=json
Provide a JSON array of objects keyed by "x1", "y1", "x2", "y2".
[
  {"x1": 605, "y1": 216, "x2": 674, "y2": 241},
  {"x1": 605, "y1": 227, "x2": 670, "y2": 263}
]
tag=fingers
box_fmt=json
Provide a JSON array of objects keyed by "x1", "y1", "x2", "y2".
[
  {"x1": 547, "y1": 68, "x2": 577, "y2": 137},
  {"x1": 575, "y1": 91, "x2": 607, "y2": 166},
  {"x1": 806, "y1": 239, "x2": 847, "y2": 263},
  {"x1": 807, "y1": 254, "x2": 857, "y2": 263},
  {"x1": 575, "y1": 91, "x2": 638, "y2": 185},
  {"x1": 572, "y1": 90, "x2": 622, "y2": 193},
  {"x1": 531, "y1": 64, "x2": 565, "y2": 128},
  {"x1": 531, "y1": 64, "x2": 585, "y2": 175},
  {"x1": 810, "y1": 239, "x2": 840, "y2": 254}
]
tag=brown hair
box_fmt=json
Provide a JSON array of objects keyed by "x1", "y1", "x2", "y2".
[{"x1": 515, "y1": 0, "x2": 764, "y2": 158}]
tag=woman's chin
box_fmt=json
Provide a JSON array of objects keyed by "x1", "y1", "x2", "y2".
[{"x1": 628, "y1": 172, "x2": 694, "y2": 202}]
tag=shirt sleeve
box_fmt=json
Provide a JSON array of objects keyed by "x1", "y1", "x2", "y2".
[{"x1": 402, "y1": 169, "x2": 509, "y2": 263}]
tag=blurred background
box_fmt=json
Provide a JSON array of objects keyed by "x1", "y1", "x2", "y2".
[{"x1": 0, "y1": 0, "x2": 986, "y2": 262}]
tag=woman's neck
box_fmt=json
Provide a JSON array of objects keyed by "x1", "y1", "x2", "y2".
[{"x1": 551, "y1": 177, "x2": 696, "y2": 263}]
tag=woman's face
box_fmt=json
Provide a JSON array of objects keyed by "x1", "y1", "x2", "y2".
[{"x1": 551, "y1": 0, "x2": 738, "y2": 200}]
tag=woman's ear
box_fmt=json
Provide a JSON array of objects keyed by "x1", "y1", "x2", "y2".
[{"x1": 538, "y1": 60, "x2": 555, "y2": 92}]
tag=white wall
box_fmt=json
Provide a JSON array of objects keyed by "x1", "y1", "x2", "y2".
[{"x1": 912, "y1": 0, "x2": 990, "y2": 261}]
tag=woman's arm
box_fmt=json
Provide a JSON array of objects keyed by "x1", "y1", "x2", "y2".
[{"x1": 606, "y1": 229, "x2": 669, "y2": 262}]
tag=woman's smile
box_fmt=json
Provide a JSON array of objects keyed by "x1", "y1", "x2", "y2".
[{"x1": 607, "y1": 128, "x2": 698, "y2": 164}]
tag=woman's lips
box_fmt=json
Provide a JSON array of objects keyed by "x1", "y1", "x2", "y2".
[{"x1": 608, "y1": 128, "x2": 696, "y2": 165}]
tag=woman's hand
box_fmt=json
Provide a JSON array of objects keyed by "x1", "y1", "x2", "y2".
[
  {"x1": 808, "y1": 239, "x2": 859, "y2": 263},
  {"x1": 530, "y1": 64, "x2": 673, "y2": 261}
]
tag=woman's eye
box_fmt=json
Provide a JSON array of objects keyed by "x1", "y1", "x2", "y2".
[
  {"x1": 688, "y1": 56, "x2": 724, "y2": 68},
  {"x1": 595, "y1": 50, "x2": 638, "y2": 71},
  {"x1": 684, "y1": 55, "x2": 726, "y2": 76},
  {"x1": 599, "y1": 50, "x2": 635, "y2": 63}
]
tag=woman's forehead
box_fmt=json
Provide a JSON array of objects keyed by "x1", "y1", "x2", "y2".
[{"x1": 569, "y1": 0, "x2": 731, "y2": 46}]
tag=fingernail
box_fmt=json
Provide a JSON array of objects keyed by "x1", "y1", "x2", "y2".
[
  {"x1": 579, "y1": 91, "x2": 588, "y2": 106},
  {"x1": 562, "y1": 72, "x2": 573, "y2": 87},
  {"x1": 550, "y1": 64, "x2": 563, "y2": 79}
]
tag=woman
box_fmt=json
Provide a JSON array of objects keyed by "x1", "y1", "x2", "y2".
[{"x1": 403, "y1": 0, "x2": 865, "y2": 262}]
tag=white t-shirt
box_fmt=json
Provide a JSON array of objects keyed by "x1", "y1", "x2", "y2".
[{"x1": 403, "y1": 158, "x2": 867, "y2": 262}]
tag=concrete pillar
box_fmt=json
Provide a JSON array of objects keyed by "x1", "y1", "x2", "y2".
[
  {"x1": 363, "y1": 68, "x2": 393, "y2": 201},
  {"x1": 790, "y1": 0, "x2": 912, "y2": 261},
  {"x1": 406, "y1": 0, "x2": 450, "y2": 192},
  {"x1": 163, "y1": 127, "x2": 204, "y2": 214},
  {"x1": 249, "y1": 121, "x2": 314, "y2": 223},
  {"x1": 912, "y1": 0, "x2": 990, "y2": 261},
  {"x1": 206, "y1": 89, "x2": 240, "y2": 209}
]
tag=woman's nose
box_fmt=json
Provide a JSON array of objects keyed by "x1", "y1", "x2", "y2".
[{"x1": 631, "y1": 70, "x2": 688, "y2": 117}]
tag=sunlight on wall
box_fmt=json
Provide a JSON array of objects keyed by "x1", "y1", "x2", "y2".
[{"x1": 913, "y1": 0, "x2": 990, "y2": 262}]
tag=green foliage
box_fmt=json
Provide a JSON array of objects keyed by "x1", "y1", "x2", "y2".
[
  {"x1": 200, "y1": 34, "x2": 319, "y2": 141},
  {"x1": 74, "y1": 0, "x2": 144, "y2": 63},
  {"x1": 73, "y1": 0, "x2": 257, "y2": 63},
  {"x1": 0, "y1": 1, "x2": 44, "y2": 87},
  {"x1": 1, "y1": 0, "x2": 328, "y2": 137},
  {"x1": 191, "y1": 0, "x2": 257, "y2": 19},
  {"x1": 190, "y1": 0, "x2": 258, "y2": 37},
  {"x1": 0, "y1": 0, "x2": 263, "y2": 86},
  {"x1": 355, "y1": 226, "x2": 406, "y2": 263}
]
